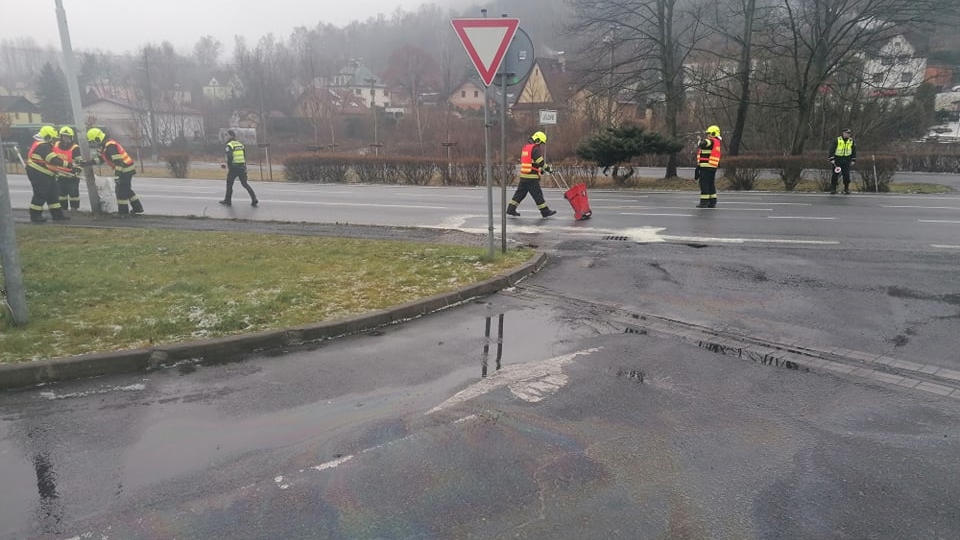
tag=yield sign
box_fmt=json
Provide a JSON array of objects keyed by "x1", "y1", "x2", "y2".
[{"x1": 451, "y1": 18, "x2": 520, "y2": 87}]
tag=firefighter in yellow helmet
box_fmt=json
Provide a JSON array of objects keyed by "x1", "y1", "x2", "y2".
[
  {"x1": 506, "y1": 131, "x2": 556, "y2": 218},
  {"x1": 84, "y1": 127, "x2": 143, "y2": 217},
  {"x1": 25, "y1": 125, "x2": 70, "y2": 222},
  {"x1": 695, "y1": 125, "x2": 722, "y2": 208},
  {"x1": 53, "y1": 126, "x2": 83, "y2": 211}
]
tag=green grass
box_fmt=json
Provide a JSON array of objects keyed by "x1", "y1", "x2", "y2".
[{"x1": 0, "y1": 227, "x2": 532, "y2": 363}]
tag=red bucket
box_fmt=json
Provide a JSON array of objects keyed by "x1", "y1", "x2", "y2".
[{"x1": 564, "y1": 183, "x2": 592, "y2": 221}]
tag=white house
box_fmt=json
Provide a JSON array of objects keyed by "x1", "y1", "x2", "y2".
[
  {"x1": 324, "y1": 60, "x2": 390, "y2": 109},
  {"x1": 83, "y1": 97, "x2": 205, "y2": 146},
  {"x1": 202, "y1": 74, "x2": 244, "y2": 102},
  {"x1": 862, "y1": 34, "x2": 927, "y2": 96}
]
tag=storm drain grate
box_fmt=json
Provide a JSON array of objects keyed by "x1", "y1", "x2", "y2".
[
  {"x1": 617, "y1": 369, "x2": 645, "y2": 383},
  {"x1": 603, "y1": 235, "x2": 629, "y2": 241}
]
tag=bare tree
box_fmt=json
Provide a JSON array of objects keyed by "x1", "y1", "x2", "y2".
[
  {"x1": 193, "y1": 36, "x2": 222, "y2": 69},
  {"x1": 568, "y1": 0, "x2": 708, "y2": 178},
  {"x1": 383, "y1": 45, "x2": 440, "y2": 155},
  {"x1": 758, "y1": 0, "x2": 957, "y2": 154}
]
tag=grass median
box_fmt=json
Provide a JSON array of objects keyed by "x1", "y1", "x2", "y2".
[{"x1": 0, "y1": 226, "x2": 533, "y2": 364}]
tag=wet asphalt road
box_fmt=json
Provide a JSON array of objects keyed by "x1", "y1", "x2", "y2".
[{"x1": 2, "y1": 174, "x2": 960, "y2": 539}]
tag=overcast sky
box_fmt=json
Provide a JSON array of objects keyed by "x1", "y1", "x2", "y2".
[{"x1": 1, "y1": 0, "x2": 448, "y2": 56}]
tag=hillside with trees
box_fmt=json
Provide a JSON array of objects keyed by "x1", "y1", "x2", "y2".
[{"x1": 1, "y1": 0, "x2": 958, "y2": 167}]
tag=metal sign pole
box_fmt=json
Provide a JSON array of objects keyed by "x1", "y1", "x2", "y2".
[
  {"x1": 0, "y1": 133, "x2": 29, "y2": 325},
  {"x1": 500, "y1": 64, "x2": 508, "y2": 254}
]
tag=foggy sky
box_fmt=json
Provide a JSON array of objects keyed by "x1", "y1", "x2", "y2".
[{"x1": 1, "y1": 0, "x2": 446, "y2": 56}]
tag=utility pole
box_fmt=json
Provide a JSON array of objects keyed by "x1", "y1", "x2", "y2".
[
  {"x1": 142, "y1": 48, "x2": 159, "y2": 161},
  {"x1": 0, "y1": 133, "x2": 29, "y2": 325},
  {"x1": 365, "y1": 77, "x2": 381, "y2": 156},
  {"x1": 54, "y1": 0, "x2": 102, "y2": 214}
]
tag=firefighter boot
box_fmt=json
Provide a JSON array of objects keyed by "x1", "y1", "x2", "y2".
[
  {"x1": 506, "y1": 203, "x2": 520, "y2": 217},
  {"x1": 30, "y1": 209, "x2": 47, "y2": 223},
  {"x1": 540, "y1": 207, "x2": 557, "y2": 218},
  {"x1": 51, "y1": 207, "x2": 70, "y2": 221},
  {"x1": 131, "y1": 198, "x2": 145, "y2": 215}
]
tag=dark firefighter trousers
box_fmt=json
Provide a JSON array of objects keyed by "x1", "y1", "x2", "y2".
[
  {"x1": 27, "y1": 167, "x2": 64, "y2": 219},
  {"x1": 509, "y1": 178, "x2": 550, "y2": 214},
  {"x1": 115, "y1": 170, "x2": 143, "y2": 215}
]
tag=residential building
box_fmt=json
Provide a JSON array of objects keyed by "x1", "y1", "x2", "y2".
[
  {"x1": 862, "y1": 34, "x2": 927, "y2": 97},
  {"x1": 83, "y1": 97, "x2": 205, "y2": 146},
  {"x1": 0, "y1": 95, "x2": 42, "y2": 126},
  {"x1": 203, "y1": 73, "x2": 244, "y2": 102},
  {"x1": 326, "y1": 60, "x2": 389, "y2": 108}
]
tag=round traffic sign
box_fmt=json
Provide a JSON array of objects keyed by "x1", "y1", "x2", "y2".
[{"x1": 492, "y1": 27, "x2": 534, "y2": 87}]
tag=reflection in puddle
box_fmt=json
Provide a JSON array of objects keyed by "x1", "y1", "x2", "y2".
[
  {"x1": 27, "y1": 427, "x2": 64, "y2": 534},
  {"x1": 481, "y1": 313, "x2": 505, "y2": 378}
]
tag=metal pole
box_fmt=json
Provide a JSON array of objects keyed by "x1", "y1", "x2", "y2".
[
  {"x1": 500, "y1": 21, "x2": 509, "y2": 254},
  {"x1": 55, "y1": 0, "x2": 102, "y2": 214},
  {"x1": 143, "y1": 49, "x2": 159, "y2": 161},
  {"x1": 872, "y1": 154, "x2": 879, "y2": 193},
  {"x1": 481, "y1": 9, "x2": 494, "y2": 258},
  {"x1": 0, "y1": 133, "x2": 29, "y2": 325}
]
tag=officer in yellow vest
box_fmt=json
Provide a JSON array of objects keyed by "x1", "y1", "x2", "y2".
[
  {"x1": 828, "y1": 128, "x2": 856, "y2": 194},
  {"x1": 219, "y1": 130, "x2": 258, "y2": 207}
]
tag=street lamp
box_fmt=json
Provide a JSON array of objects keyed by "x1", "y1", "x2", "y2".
[
  {"x1": 365, "y1": 77, "x2": 382, "y2": 156},
  {"x1": 603, "y1": 26, "x2": 619, "y2": 126}
]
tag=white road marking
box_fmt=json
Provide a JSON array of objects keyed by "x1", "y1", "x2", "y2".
[
  {"x1": 312, "y1": 455, "x2": 354, "y2": 471},
  {"x1": 143, "y1": 194, "x2": 447, "y2": 209},
  {"x1": 931, "y1": 244, "x2": 960, "y2": 249},
  {"x1": 884, "y1": 205, "x2": 960, "y2": 210},
  {"x1": 39, "y1": 383, "x2": 146, "y2": 400},
  {"x1": 919, "y1": 219, "x2": 960, "y2": 224},
  {"x1": 767, "y1": 216, "x2": 836, "y2": 220},
  {"x1": 427, "y1": 347, "x2": 602, "y2": 414},
  {"x1": 620, "y1": 212, "x2": 694, "y2": 217},
  {"x1": 722, "y1": 201, "x2": 812, "y2": 206},
  {"x1": 661, "y1": 235, "x2": 840, "y2": 245},
  {"x1": 614, "y1": 206, "x2": 771, "y2": 211}
]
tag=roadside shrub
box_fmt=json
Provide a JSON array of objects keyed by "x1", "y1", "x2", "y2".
[
  {"x1": 283, "y1": 153, "x2": 349, "y2": 183},
  {"x1": 898, "y1": 152, "x2": 960, "y2": 173},
  {"x1": 718, "y1": 155, "x2": 767, "y2": 190},
  {"x1": 856, "y1": 155, "x2": 899, "y2": 192},
  {"x1": 164, "y1": 152, "x2": 190, "y2": 179}
]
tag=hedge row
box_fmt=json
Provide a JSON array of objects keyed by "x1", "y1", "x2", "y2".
[
  {"x1": 283, "y1": 153, "x2": 512, "y2": 186},
  {"x1": 719, "y1": 154, "x2": 898, "y2": 191}
]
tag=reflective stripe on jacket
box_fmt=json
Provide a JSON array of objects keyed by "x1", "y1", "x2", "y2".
[
  {"x1": 226, "y1": 140, "x2": 246, "y2": 165},
  {"x1": 519, "y1": 143, "x2": 543, "y2": 179},
  {"x1": 834, "y1": 137, "x2": 854, "y2": 158},
  {"x1": 51, "y1": 142, "x2": 80, "y2": 176},
  {"x1": 27, "y1": 140, "x2": 58, "y2": 176},
  {"x1": 697, "y1": 136, "x2": 722, "y2": 168},
  {"x1": 100, "y1": 139, "x2": 136, "y2": 173}
]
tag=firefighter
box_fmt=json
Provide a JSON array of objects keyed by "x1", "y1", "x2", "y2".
[
  {"x1": 218, "y1": 130, "x2": 258, "y2": 207},
  {"x1": 506, "y1": 131, "x2": 556, "y2": 218},
  {"x1": 53, "y1": 126, "x2": 83, "y2": 211},
  {"x1": 26, "y1": 125, "x2": 70, "y2": 223},
  {"x1": 84, "y1": 128, "x2": 143, "y2": 217},
  {"x1": 828, "y1": 128, "x2": 856, "y2": 194},
  {"x1": 696, "y1": 125, "x2": 722, "y2": 208}
]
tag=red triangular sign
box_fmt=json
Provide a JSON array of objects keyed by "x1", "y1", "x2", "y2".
[{"x1": 451, "y1": 18, "x2": 520, "y2": 87}]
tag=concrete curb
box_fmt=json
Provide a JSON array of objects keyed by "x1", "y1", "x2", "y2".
[{"x1": 0, "y1": 252, "x2": 548, "y2": 390}]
